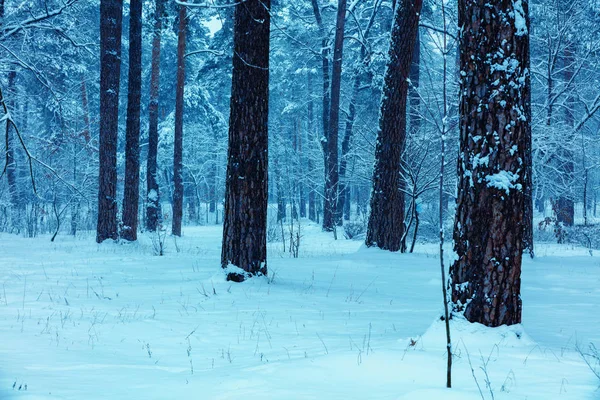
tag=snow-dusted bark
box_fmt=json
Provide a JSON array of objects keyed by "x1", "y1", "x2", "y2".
[
  {"x1": 122, "y1": 0, "x2": 143, "y2": 241},
  {"x1": 172, "y1": 4, "x2": 186, "y2": 238},
  {"x1": 146, "y1": 0, "x2": 164, "y2": 233},
  {"x1": 96, "y1": 0, "x2": 123, "y2": 243},
  {"x1": 221, "y1": 0, "x2": 270, "y2": 281},
  {"x1": 451, "y1": 0, "x2": 531, "y2": 326},
  {"x1": 366, "y1": 0, "x2": 423, "y2": 252}
]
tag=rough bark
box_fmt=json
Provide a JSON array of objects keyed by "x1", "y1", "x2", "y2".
[
  {"x1": 146, "y1": 0, "x2": 164, "y2": 232},
  {"x1": 172, "y1": 4, "x2": 186, "y2": 237},
  {"x1": 221, "y1": 0, "x2": 270, "y2": 281},
  {"x1": 450, "y1": 0, "x2": 530, "y2": 327},
  {"x1": 323, "y1": 0, "x2": 347, "y2": 231},
  {"x1": 96, "y1": 0, "x2": 123, "y2": 243},
  {"x1": 365, "y1": 0, "x2": 422, "y2": 252},
  {"x1": 122, "y1": 0, "x2": 143, "y2": 241},
  {"x1": 307, "y1": 72, "x2": 317, "y2": 222}
]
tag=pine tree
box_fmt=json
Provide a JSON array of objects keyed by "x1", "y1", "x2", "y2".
[
  {"x1": 172, "y1": 4, "x2": 186, "y2": 237},
  {"x1": 221, "y1": 0, "x2": 270, "y2": 281},
  {"x1": 97, "y1": 0, "x2": 123, "y2": 243},
  {"x1": 450, "y1": 0, "x2": 531, "y2": 326},
  {"x1": 366, "y1": 0, "x2": 423, "y2": 252},
  {"x1": 146, "y1": 0, "x2": 165, "y2": 233},
  {"x1": 122, "y1": 0, "x2": 143, "y2": 241}
]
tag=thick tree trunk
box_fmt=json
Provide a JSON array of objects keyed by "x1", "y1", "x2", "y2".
[
  {"x1": 172, "y1": 5, "x2": 186, "y2": 237},
  {"x1": 366, "y1": 0, "x2": 422, "y2": 252},
  {"x1": 337, "y1": 74, "x2": 358, "y2": 225},
  {"x1": 96, "y1": 0, "x2": 123, "y2": 243},
  {"x1": 323, "y1": 0, "x2": 347, "y2": 231},
  {"x1": 146, "y1": 0, "x2": 164, "y2": 232},
  {"x1": 221, "y1": 0, "x2": 270, "y2": 282},
  {"x1": 450, "y1": 0, "x2": 530, "y2": 327},
  {"x1": 122, "y1": 0, "x2": 143, "y2": 241}
]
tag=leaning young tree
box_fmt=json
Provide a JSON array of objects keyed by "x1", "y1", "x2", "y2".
[
  {"x1": 221, "y1": 0, "x2": 270, "y2": 282},
  {"x1": 122, "y1": 0, "x2": 143, "y2": 241},
  {"x1": 450, "y1": 0, "x2": 531, "y2": 326},
  {"x1": 97, "y1": 0, "x2": 123, "y2": 243},
  {"x1": 365, "y1": 0, "x2": 423, "y2": 252}
]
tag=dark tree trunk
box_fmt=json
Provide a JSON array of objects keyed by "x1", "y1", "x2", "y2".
[
  {"x1": 221, "y1": 0, "x2": 270, "y2": 282},
  {"x1": 307, "y1": 71, "x2": 317, "y2": 222},
  {"x1": 323, "y1": 0, "x2": 347, "y2": 231},
  {"x1": 365, "y1": 0, "x2": 422, "y2": 252},
  {"x1": 450, "y1": 0, "x2": 530, "y2": 327},
  {"x1": 122, "y1": 0, "x2": 143, "y2": 241},
  {"x1": 146, "y1": 0, "x2": 164, "y2": 232},
  {"x1": 523, "y1": 36, "x2": 534, "y2": 257},
  {"x1": 172, "y1": 4, "x2": 186, "y2": 237},
  {"x1": 6, "y1": 70, "x2": 22, "y2": 234},
  {"x1": 97, "y1": 0, "x2": 123, "y2": 243}
]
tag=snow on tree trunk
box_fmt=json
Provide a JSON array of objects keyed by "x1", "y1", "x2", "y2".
[
  {"x1": 450, "y1": 0, "x2": 530, "y2": 327},
  {"x1": 146, "y1": 0, "x2": 164, "y2": 233},
  {"x1": 96, "y1": 0, "x2": 123, "y2": 243},
  {"x1": 221, "y1": 0, "x2": 270, "y2": 282},
  {"x1": 172, "y1": 4, "x2": 186, "y2": 237},
  {"x1": 122, "y1": 0, "x2": 143, "y2": 241},
  {"x1": 366, "y1": 0, "x2": 422, "y2": 252}
]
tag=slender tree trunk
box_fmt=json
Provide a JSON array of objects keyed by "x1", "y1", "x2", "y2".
[
  {"x1": 307, "y1": 72, "x2": 317, "y2": 222},
  {"x1": 96, "y1": 0, "x2": 123, "y2": 243},
  {"x1": 366, "y1": 0, "x2": 422, "y2": 252},
  {"x1": 122, "y1": 0, "x2": 143, "y2": 241},
  {"x1": 146, "y1": 0, "x2": 164, "y2": 232},
  {"x1": 221, "y1": 0, "x2": 270, "y2": 281},
  {"x1": 323, "y1": 0, "x2": 347, "y2": 231},
  {"x1": 450, "y1": 0, "x2": 530, "y2": 327},
  {"x1": 172, "y1": 4, "x2": 186, "y2": 237}
]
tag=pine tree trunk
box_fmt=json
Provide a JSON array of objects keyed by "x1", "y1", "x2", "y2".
[
  {"x1": 307, "y1": 72, "x2": 317, "y2": 222},
  {"x1": 450, "y1": 0, "x2": 530, "y2": 327},
  {"x1": 146, "y1": 0, "x2": 164, "y2": 232},
  {"x1": 96, "y1": 0, "x2": 123, "y2": 243},
  {"x1": 172, "y1": 4, "x2": 186, "y2": 237},
  {"x1": 366, "y1": 0, "x2": 422, "y2": 252},
  {"x1": 221, "y1": 0, "x2": 270, "y2": 282},
  {"x1": 323, "y1": 0, "x2": 347, "y2": 231},
  {"x1": 122, "y1": 0, "x2": 143, "y2": 241}
]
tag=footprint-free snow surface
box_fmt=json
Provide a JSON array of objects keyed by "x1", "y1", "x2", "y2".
[{"x1": 1, "y1": 224, "x2": 599, "y2": 399}]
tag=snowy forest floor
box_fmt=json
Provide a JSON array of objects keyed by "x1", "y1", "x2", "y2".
[{"x1": 0, "y1": 223, "x2": 599, "y2": 399}]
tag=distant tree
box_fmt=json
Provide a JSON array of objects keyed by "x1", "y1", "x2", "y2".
[
  {"x1": 96, "y1": 0, "x2": 123, "y2": 243},
  {"x1": 172, "y1": 4, "x2": 187, "y2": 237},
  {"x1": 450, "y1": 0, "x2": 530, "y2": 326},
  {"x1": 221, "y1": 0, "x2": 270, "y2": 281},
  {"x1": 146, "y1": 0, "x2": 165, "y2": 233},
  {"x1": 366, "y1": 0, "x2": 423, "y2": 252},
  {"x1": 122, "y1": 0, "x2": 143, "y2": 241}
]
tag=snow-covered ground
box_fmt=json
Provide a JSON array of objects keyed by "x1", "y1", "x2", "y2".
[{"x1": 0, "y1": 223, "x2": 599, "y2": 399}]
